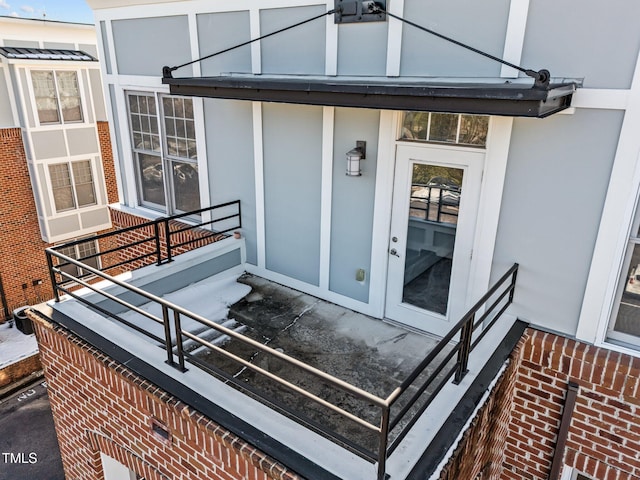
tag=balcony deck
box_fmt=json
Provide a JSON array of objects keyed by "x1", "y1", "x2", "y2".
[{"x1": 39, "y1": 203, "x2": 523, "y2": 480}]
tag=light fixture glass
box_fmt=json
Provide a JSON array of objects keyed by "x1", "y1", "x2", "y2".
[{"x1": 346, "y1": 141, "x2": 366, "y2": 176}]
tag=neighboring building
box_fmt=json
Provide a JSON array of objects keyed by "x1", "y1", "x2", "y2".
[
  {"x1": 0, "y1": 16, "x2": 115, "y2": 320},
  {"x1": 28, "y1": 1, "x2": 640, "y2": 480}
]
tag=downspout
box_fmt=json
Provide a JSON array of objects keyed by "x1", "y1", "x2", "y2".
[
  {"x1": 0, "y1": 273, "x2": 10, "y2": 321},
  {"x1": 548, "y1": 381, "x2": 580, "y2": 480}
]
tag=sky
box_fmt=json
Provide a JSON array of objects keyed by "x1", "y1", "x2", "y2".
[{"x1": 0, "y1": 0, "x2": 95, "y2": 24}]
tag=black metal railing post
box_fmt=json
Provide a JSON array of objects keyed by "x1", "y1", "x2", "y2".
[
  {"x1": 453, "y1": 313, "x2": 474, "y2": 384},
  {"x1": 45, "y1": 251, "x2": 60, "y2": 302},
  {"x1": 164, "y1": 218, "x2": 173, "y2": 263},
  {"x1": 509, "y1": 264, "x2": 519, "y2": 303},
  {"x1": 377, "y1": 405, "x2": 391, "y2": 480},
  {"x1": 173, "y1": 310, "x2": 187, "y2": 372},
  {"x1": 154, "y1": 221, "x2": 163, "y2": 266},
  {"x1": 162, "y1": 305, "x2": 175, "y2": 367}
]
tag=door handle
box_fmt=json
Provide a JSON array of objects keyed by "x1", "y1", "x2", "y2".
[{"x1": 389, "y1": 248, "x2": 400, "y2": 257}]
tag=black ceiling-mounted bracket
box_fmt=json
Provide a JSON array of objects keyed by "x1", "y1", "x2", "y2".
[{"x1": 334, "y1": 0, "x2": 386, "y2": 24}]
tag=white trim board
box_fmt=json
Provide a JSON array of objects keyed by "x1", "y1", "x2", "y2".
[{"x1": 576, "y1": 39, "x2": 640, "y2": 346}]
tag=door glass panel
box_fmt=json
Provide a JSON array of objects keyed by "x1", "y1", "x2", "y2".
[{"x1": 402, "y1": 164, "x2": 463, "y2": 315}]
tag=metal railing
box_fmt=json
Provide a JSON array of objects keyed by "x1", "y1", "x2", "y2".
[
  {"x1": 46, "y1": 201, "x2": 241, "y2": 289},
  {"x1": 45, "y1": 215, "x2": 518, "y2": 479}
]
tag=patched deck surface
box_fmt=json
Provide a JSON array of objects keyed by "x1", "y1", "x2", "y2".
[{"x1": 192, "y1": 274, "x2": 453, "y2": 452}]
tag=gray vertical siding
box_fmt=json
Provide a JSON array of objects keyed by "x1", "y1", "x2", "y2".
[
  {"x1": 329, "y1": 108, "x2": 379, "y2": 302},
  {"x1": 108, "y1": 84, "x2": 128, "y2": 205},
  {"x1": 400, "y1": 0, "x2": 509, "y2": 77},
  {"x1": 112, "y1": 16, "x2": 192, "y2": 76},
  {"x1": 337, "y1": 22, "x2": 388, "y2": 76},
  {"x1": 260, "y1": 6, "x2": 326, "y2": 74},
  {"x1": 0, "y1": 68, "x2": 14, "y2": 127},
  {"x1": 43, "y1": 42, "x2": 74, "y2": 50},
  {"x1": 19, "y1": 69, "x2": 35, "y2": 128},
  {"x1": 203, "y1": 98, "x2": 257, "y2": 265},
  {"x1": 197, "y1": 11, "x2": 252, "y2": 76},
  {"x1": 89, "y1": 69, "x2": 107, "y2": 121},
  {"x1": 100, "y1": 21, "x2": 112, "y2": 74},
  {"x1": 521, "y1": 0, "x2": 640, "y2": 89},
  {"x1": 492, "y1": 109, "x2": 624, "y2": 335},
  {"x1": 263, "y1": 103, "x2": 323, "y2": 285}
]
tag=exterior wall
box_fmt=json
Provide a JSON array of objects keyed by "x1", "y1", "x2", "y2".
[
  {"x1": 440, "y1": 328, "x2": 640, "y2": 480},
  {"x1": 93, "y1": 0, "x2": 640, "y2": 339},
  {"x1": 111, "y1": 16, "x2": 192, "y2": 76},
  {"x1": 32, "y1": 314, "x2": 302, "y2": 480},
  {"x1": 400, "y1": 0, "x2": 510, "y2": 77},
  {"x1": 1, "y1": 17, "x2": 112, "y2": 244},
  {"x1": 492, "y1": 108, "x2": 624, "y2": 335},
  {"x1": 329, "y1": 107, "x2": 379, "y2": 303},
  {"x1": 0, "y1": 122, "x2": 118, "y2": 321},
  {"x1": 0, "y1": 128, "x2": 53, "y2": 318},
  {"x1": 263, "y1": 103, "x2": 323, "y2": 286},
  {"x1": 204, "y1": 99, "x2": 257, "y2": 265},
  {"x1": 0, "y1": 353, "x2": 42, "y2": 389}
]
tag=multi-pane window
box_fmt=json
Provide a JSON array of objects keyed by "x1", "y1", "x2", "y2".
[
  {"x1": 48, "y1": 160, "x2": 96, "y2": 212},
  {"x1": 57, "y1": 239, "x2": 100, "y2": 280},
  {"x1": 400, "y1": 112, "x2": 489, "y2": 147},
  {"x1": 127, "y1": 92, "x2": 200, "y2": 214},
  {"x1": 31, "y1": 70, "x2": 83, "y2": 124},
  {"x1": 609, "y1": 218, "x2": 640, "y2": 348}
]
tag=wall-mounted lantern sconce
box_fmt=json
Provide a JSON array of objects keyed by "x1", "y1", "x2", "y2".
[{"x1": 346, "y1": 140, "x2": 366, "y2": 176}]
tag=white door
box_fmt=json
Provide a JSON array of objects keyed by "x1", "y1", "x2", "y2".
[{"x1": 385, "y1": 144, "x2": 484, "y2": 336}]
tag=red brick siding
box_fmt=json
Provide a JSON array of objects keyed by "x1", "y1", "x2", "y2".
[
  {"x1": 31, "y1": 312, "x2": 303, "y2": 480},
  {"x1": 0, "y1": 128, "x2": 53, "y2": 318},
  {"x1": 441, "y1": 328, "x2": 640, "y2": 480},
  {"x1": 0, "y1": 353, "x2": 42, "y2": 388},
  {"x1": 107, "y1": 208, "x2": 226, "y2": 272},
  {"x1": 97, "y1": 121, "x2": 119, "y2": 205}
]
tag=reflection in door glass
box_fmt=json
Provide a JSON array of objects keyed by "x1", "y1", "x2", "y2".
[{"x1": 402, "y1": 164, "x2": 463, "y2": 315}]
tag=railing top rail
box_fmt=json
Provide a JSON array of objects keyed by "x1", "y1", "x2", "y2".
[
  {"x1": 46, "y1": 248, "x2": 387, "y2": 408},
  {"x1": 49, "y1": 200, "x2": 241, "y2": 251},
  {"x1": 386, "y1": 262, "x2": 519, "y2": 405}
]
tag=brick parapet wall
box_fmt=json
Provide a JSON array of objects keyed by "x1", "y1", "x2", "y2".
[
  {"x1": 0, "y1": 353, "x2": 42, "y2": 388},
  {"x1": 441, "y1": 328, "x2": 640, "y2": 480},
  {"x1": 31, "y1": 311, "x2": 302, "y2": 480}
]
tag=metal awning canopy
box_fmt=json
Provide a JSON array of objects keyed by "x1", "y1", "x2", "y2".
[
  {"x1": 0, "y1": 47, "x2": 97, "y2": 62},
  {"x1": 162, "y1": 74, "x2": 578, "y2": 118}
]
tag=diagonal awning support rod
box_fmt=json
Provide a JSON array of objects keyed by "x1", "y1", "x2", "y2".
[
  {"x1": 368, "y1": 2, "x2": 550, "y2": 88},
  {"x1": 163, "y1": 9, "x2": 336, "y2": 78}
]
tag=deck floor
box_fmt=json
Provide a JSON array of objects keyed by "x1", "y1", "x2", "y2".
[{"x1": 190, "y1": 274, "x2": 453, "y2": 454}]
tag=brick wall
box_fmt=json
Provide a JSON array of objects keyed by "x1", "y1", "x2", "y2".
[
  {"x1": 504, "y1": 329, "x2": 640, "y2": 480},
  {"x1": 107, "y1": 208, "x2": 226, "y2": 272},
  {"x1": 0, "y1": 353, "x2": 42, "y2": 388},
  {"x1": 0, "y1": 128, "x2": 52, "y2": 319},
  {"x1": 440, "y1": 328, "x2": 640, "y2": 480},
  {"x1": 97, "y1": 121, "x2": 119, "y2": 204},
  {"x1": 31, "y1": 312, "x2": 303, "y2": 480}
]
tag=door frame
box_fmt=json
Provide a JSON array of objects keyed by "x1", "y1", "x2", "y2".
[
  {"x1": 385, "y1": 144, "x2": 484, "y2": 335},
  {"x1": 368, "y1": 112, "x2": 515, "y2": 328}
]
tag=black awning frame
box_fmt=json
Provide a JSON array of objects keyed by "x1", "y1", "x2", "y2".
[{"x1": 162, "y1": 75, "x2": 577, "y2": 118}]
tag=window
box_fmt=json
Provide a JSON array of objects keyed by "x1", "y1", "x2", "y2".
[
  {"x1": 127, "y1": 92, "x2": 200, "y2": 214},
  {"x1": 608, "y1": 215, "x2": 640, "y2": 348},
  {"x1": 400, "y1": 112, "x2": 489, "y2": 147},
  {"x1": 31, "y1": 70, "x2": 83, "y2": 124},
  {"x1": 48, "y1": 160, "x2": 97, "y2": 212},
  {"x1": 57, "y1": 239, "x2": 100, "y2": 280}
]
